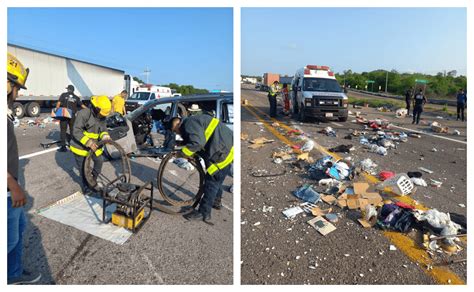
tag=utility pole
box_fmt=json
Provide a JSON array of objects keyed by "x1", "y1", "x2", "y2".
[
  {"x1": 143, "y1": 67, "x2": 151, "y2": 84},
  {"x1": 385, "y1": 70, "x2": 388, "y2": 93}
]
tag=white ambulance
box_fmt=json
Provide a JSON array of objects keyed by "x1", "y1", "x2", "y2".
[
  {"x1": 290, "y1": 65, "x2": 348, "y2": 122},
  {"x1": 125, "y1": 84, "x2": 173, "y2": 111}
]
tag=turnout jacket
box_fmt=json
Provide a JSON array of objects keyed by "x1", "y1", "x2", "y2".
[
  {"x1": 70, "y1": 107, "x2": 109, "y2": 157},
  {"x1": 180, "y1": 113, "x2": 233, "y2": 175}
]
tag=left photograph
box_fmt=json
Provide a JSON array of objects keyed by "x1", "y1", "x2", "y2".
[{"x1": 7, "y1": 7, "x2": 234, "y2": 284}]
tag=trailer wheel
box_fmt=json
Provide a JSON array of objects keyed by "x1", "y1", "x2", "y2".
[
  {"x1": 26, "y1": 102, "x2": 41, "y2": 117},
  {"x1": 13, "y1": 102, "x2": 25, "y2": 119}
]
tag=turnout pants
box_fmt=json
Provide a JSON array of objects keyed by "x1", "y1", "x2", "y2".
[
  {"x1": 74, "y1": 153, "x2": 103, "y2": 191},
  {"x1": 413, "y1": 105, "x2": 423, "y2": 124},
  {"x1": 198, "y1": 165, "x2": 231, "y2": 216},
  {"x1": 457, "y1": 103, "x2": 465, "y2": 121},
  {"x1": 268, "y1": 94, "x2": 277, "y2": 118},
  {"x1": 60, "y1": 117, "x2": 75, "y2": 147}
]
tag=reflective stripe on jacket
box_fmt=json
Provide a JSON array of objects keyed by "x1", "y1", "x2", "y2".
[
  {"x1": 180, "y1": 114, "x2": 233, "y2": 175},
  {"x1": 69, "y1": 107, "x2": 109, "y2": 157}
]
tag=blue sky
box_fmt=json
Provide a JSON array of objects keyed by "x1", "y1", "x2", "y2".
[
  {"x1": 242, "y1": 8, "x2": 466, "y2": 77},
  {"x1": 8, "y1": 8, "x2": 233, "y2": 91}
]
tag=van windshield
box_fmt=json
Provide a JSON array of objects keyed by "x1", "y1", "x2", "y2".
[
  {"x1": 128, "y1": 92, "x2": 151, "y2": 101},
  {"x1": 303, "y1": 78, "x2": 342, "y2": 92}
]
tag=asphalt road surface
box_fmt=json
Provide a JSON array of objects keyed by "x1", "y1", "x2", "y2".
[
  {"x1": 14, "y1": 115, "x2": 233, "y2": 284},
  {"x1": 240, "y1": 85, "x2": 467, "y2": 285}
]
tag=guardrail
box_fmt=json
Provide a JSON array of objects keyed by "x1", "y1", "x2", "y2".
[{"x1": 347, "y1": 89, "x2": 457, "y2": 106}]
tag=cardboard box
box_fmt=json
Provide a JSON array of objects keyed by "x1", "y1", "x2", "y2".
[
  {"x1": 347, "y1": 198, "x2": 369, "y2": 210},
  {"x1": 321, "y1": 195, "x2": 337, "y2": 205},
  {"x1": 353, "y1": 182, "x2": 382, "y2": 206},
  {"x1": 307, "y1": 216, "x2": 337, "y2": 236}
]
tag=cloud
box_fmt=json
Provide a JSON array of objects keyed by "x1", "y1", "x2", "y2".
[{"x1": 282, "y1": 43, "x2": 298, "y2": 50}]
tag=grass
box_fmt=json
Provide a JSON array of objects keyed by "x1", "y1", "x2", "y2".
[
  {"x1": 442, "y1": 103, "x2": 449, "y2": 112},
  {"x1": 348, "y1": 96, "x2": 457, "y2": 116},
  {"x1": 347, "y1": 96, "x2": 404, "y2": 109}
]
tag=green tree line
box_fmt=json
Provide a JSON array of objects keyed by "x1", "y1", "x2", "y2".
[
  {"x1": 161, "y1": 83, "x2": 209, "y2": 95},
  {"x1": 132, "y1": 77, "x2": 209, "y2": 95},
  {"x1": 335, "y1": 70, "x2": 466, "y2": 99}
]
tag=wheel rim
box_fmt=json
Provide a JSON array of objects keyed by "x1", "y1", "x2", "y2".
[{"x1": 15, "y1": 107, "x2": 23, "y2": 116}]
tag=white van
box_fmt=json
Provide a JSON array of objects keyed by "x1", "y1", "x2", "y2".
[
  {"x1": 125, "y1": 85, "x2": 173, "y2": 111},
  {"x1": 291, "y1": 65, "x2": 348, "y2": 122}
]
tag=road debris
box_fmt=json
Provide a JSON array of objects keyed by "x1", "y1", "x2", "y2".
[
  {"x1": 431, "y1": 121, "x2": 449, "y2": 133},
  {"x1": 307, "y1": 216, "x2": 337, "y2": 236},
  {"x1": 249, "y1": 137, "x2": 275, "y2": 149},
  {"x1": 419, "y1": 167, "x2": 434, "y2": 174},
  {"x1": 294, "y1": 184, "x2": 321, "y2": 204}
]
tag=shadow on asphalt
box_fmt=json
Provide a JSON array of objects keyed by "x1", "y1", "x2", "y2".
[{"x1": 18, "y1": 158, "x2": 55, "y2": 284}]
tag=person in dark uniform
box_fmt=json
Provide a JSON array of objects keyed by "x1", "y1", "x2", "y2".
[
  {"x1": 412, "y1": 89, "x2": 427, "y2": 125},
  {"x1": 456, "y1": 88, "x2": 467, "y2": 122},
  {"x1": 56, "y1": 85, "x2": 86, "y2": 152},
  {"x1": 268, "y1": 80, "x2": 280, "y2": 118},
  {"x1": 405, "y1": 87, "x2": 413, "y2": 116},
  {"x1": 169, "y1": 113, "x2": 233, "y2": 223}
]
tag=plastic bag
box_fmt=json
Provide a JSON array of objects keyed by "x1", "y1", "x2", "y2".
[
  {"x1": 411, "y1": 177, "x2": 427, "y2": 187},
  {"x1": 173, "y1": 158, "x2": 195, "y2": 171},
  {"x1": 359, "y1": 158, "x2": 377, "y2": 172},
  {"x1": 301, "y1": 140, "x2": 315, "y2": 152}
]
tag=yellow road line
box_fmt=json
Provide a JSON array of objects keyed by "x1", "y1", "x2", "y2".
[{"x1": 242, "y1": 102, "x2": 465, "y2": 285}]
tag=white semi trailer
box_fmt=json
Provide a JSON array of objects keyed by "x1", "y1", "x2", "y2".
[{"x1": 8, "y1": 44, "x2": 137, "y2": 118}]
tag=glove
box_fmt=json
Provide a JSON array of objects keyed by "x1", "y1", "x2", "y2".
[
  {"x1": 101, "y1": 134, "x2": 111, "y2": 141},
  {"x1": 86, "y1": 139, "x2": 98, "y2": 151}
]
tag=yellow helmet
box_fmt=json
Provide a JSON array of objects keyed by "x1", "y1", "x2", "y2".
[
  {"x1": 91, "y1": 95, "x2": 112, "y2": 116},
  {"x1": 7, "y1": 53, "x2": 29, "y2": 89}
]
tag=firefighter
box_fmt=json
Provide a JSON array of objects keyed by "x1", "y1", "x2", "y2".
[
  {"x1": 111, "y1": 90, "x2": 127, "y2": 115},
  {"x1": 169, "y1": 113, "x2": 233, "y2": 223},
  {"x1": 7, "y1": 53, "x2": 42, "y2": 284},
  {"x1": 268, "y1": 80, "x2": 280, "y2": 118},
  {"x1": 69, "y1": 95, "x2": 112, "y2": 193}
]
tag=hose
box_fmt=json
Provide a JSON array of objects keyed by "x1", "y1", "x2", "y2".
[{"x1": 156, "y1": 151, "x2": 205, "y2": 209}]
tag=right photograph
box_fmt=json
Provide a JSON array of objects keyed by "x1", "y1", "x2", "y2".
[{"x1": 240, "y1": 7, "x2": 467, "y2": 285}]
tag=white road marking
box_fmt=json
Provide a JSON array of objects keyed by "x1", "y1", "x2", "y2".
[
  {"x1": 390, "y1": 125, "x2": 467, "y2": 145},
  {"x1": 141, "y1": 254, "x2": 164, "y2": 284},
  {"x1": 222, "y1": 203, "x2": 233, "y2": 212},
  {"x1": 348, "y1": 114, "x2": 467, "y2": 145},
  {"x1": 330, "y1": 122, "x2": 344, "y2": 127},
  {"x1": 19, "y1": 146, "x2": 59, "y2": 160}
]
